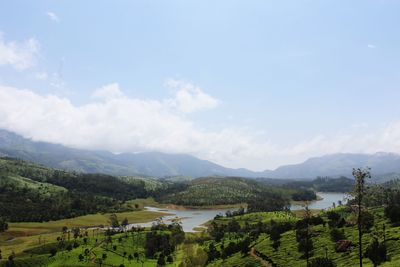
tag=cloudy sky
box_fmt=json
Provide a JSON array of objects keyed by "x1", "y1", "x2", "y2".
[{"x1": 1, "y1": 1, "x2": 400, "y2": 171}]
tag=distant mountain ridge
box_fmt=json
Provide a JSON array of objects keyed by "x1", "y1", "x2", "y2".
[
  {"x1": 0, "y1": 129, "x2": 257, "y2": 178},
  {"x1": 1, "y1": 129, "x2": 400, "y2": 180},
  {"x1": 262, "y1": 152, "x2": 400, "y2": 179}
]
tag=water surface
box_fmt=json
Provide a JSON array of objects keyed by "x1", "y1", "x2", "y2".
[
  {"x1": 290, "y1": 192, "x2": 349, "y2": 210},
  {"x1": 129, "y1": 192, "x2": 349, "y2": 232}
]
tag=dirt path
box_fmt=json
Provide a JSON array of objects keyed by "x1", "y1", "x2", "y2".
[{"x1": 250, "y1": 247, "x2": 272, "y2": 267}]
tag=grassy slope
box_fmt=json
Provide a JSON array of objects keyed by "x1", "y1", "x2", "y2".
[
  {"x1": 46, "y1": 232, "x2": 183, "y2": 267},
  {"x1": 207, "y1": 252, "x2": 263, "y2": 267},
  {"x1": 250, "y1": 208, "x2": 400, "y2": 267},
  {"x1": 1, "y1": 231, "x2": 184, "y2": 267},
  {"x1": 0, "y1": 209, "x2": 170, "y2": 256}
]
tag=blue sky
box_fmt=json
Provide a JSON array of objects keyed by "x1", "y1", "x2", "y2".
[{"x1": 1, "y1": 1, "x2": 400, "y2": 170}]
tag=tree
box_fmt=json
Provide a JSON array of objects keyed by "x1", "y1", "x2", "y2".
[
  {"x1": 360, "y1": 211, "x2": 374, "y2": 232},
  {"x1": 72, "y1": 227, "x2": 80, "y2": 239},
  {"x1": 353, "y1": 167, "x2": 371, "y2": 267},
  {"x1": 296, "y1": 205, "x2": 313, "y2": 266},
  {"x1": 384, "y1": 203, "x2": 400, "y2": 223},
  {"x1": 157, "y1": 254, "x2": 166, "y2": 266},
  {"x1": 49, "y1": 248, "x2": 57, "y2": 257},
  {"x1": 227, "y1": 219, "x2": 240, "y2": 233},
  {"x1": 365, "y1": 238, "x2": 387, "y2": 267},
  {"x1": 6, "y1": 255, "x2": 15, "y2": 267},
  {"x1": 0, "y1": 217, "x2": 8, "y2": 232},
  {"x1": 308, "y1": 257, "x2": 336, "y2": 267},
  {"x1": 330, "y1": 228, "x2": 346, "y2": 242},
  {"x1": 207, "y1": 243, "x2": 220, "y2": 262},
  {"x1": 167, "y1": 255, "x2": 173, "y2": 263},
  {"x1": 109, "y1": 214, "x2": 120, "y2": 228},
  {"x1": 121, "y1": 217, "x2": 129, "y2": 229}
]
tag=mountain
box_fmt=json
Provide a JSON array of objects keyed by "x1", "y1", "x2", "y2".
[
  {"x1": 262, "y1": 152, "x2": 400, "y2": 180},
  {"x1": 0, "y1": 129, "x2": 257, "y2": 178},
  {"x1": 1, "y1": 129, "x2": 400, "y2": 180}
]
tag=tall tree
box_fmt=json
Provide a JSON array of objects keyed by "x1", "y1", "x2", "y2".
[{"x1": 353, "y1": 167, "x2": 371, "y2": 267}]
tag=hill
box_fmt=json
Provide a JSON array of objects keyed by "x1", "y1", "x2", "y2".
[
  {"x1": 157, "y1": 176, "x2": 311, "y2": 207},
  {"x1": 0, "y1": 129, "x2": 257, "y2": 178},
  {"x1": 2, "y1": 129, "x2": 400, "y2": 180},
  {"x1": 262, "y1": 152, "x2": 400, "y2": 180},
  {"x1": 0, "y1": 157, "x2": 151, "y2": 222}
]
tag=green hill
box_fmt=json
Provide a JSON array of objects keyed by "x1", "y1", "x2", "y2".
[
  {"x1": 159, "y1": 176, "x2": 298, "y2": 207},
  {"x1": 0, "y1": 157, "x2": 152, "y2": 222}
]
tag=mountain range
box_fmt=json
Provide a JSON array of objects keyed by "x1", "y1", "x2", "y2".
[{"x1": 1, "y1": 129, "x2": 400, "y2": 180}]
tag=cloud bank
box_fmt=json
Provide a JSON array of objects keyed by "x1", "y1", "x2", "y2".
[{"x1": 0, "y1": 81, "x2": 400, "y2": 170}]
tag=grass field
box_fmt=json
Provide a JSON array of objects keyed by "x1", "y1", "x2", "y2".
[{"x1": 0, "y1": 209, "x2": 170, "y2": 257}]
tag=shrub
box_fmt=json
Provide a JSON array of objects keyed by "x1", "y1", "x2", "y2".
[
  {"x1": 365, "y1": 238, "x2": 387, "y2": 267},
  {"x1": 330, "y1": 228, "x2": 346, "y2": 242},
  {"x1": 308, "y1": 257, "x2": 336, "y2": 267},
  {"x1": 385, "y1": 205, "x2": 400, "y2": 223}
]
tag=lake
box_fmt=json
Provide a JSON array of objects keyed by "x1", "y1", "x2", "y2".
[
  {"x1": 128, "y1": 206, "x2": 235, "y2": 232},
  {"x1": 129, "y1": 192, "x2": 348, "y2": 232},
  {"x1": 290, "y1": 192, "x2": 349, "y2": 210}
]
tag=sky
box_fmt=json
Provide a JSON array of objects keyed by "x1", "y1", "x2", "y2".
[{"x1": 0, "y1": 0, "x2": 400, "y2": 171}]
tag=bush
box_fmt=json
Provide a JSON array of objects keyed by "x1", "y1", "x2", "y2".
[
  {"x1": 157, "y1": 255, "x2": 166, "y2": 266},
  {"x1": 327, "y1": 211, "x2": 341, "y2": 227},
  {"x1": 49, "y1": 248, "x2": 57, "y2": 257},
  {"x1": 365, "y1": 238, "x2": 387, "y2": 266},
  {"x1": 330, "y1": 228, "x2": 346, "y2": 242},
  {"x1": 166, "y1": 255, "x2": 173, "y2": 263},
  {"x1": 385, "y1": 204, "x2": 400, "y2": 223},
  {"x1": 361, "y1": 211, "x2": 374, "y2": 232},
  {"x1": 0, "y1": 217, "x2": 8, "y2": 232},
  {"x1": 308, "y1": 257, "x2": 336, "y2": 267}
]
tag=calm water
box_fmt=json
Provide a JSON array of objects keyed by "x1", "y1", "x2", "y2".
[
  {"x1": 129, "y1": 192, "x2": 348, "y2": 232},
  {"x1": 129, "y1": 206, "x2": 235, "y2": 232},
  {"x1": 290, "y1": 192, "x2": 349, "y2": 211}
]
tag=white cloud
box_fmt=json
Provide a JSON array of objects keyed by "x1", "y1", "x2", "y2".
[
  {"x1": 92, "y1": 83, "x2": 124, "y2": 100},
  {"x1": 165, "y1": 79, "x2": 219, "y2": 113},
  {"x1": 46, "y1": 12, "x2": 60, "y2": 23},
  {"x1": 0, "y1": 83, "x2": 400, "y2": 170},
  {"x1": 0, "y1": 33, "x2": 40, "y2": 70},
  {"x1": 0, "y1": 83, "x2": 276, "y2": 170},
  {"x1": 367, "y1": 44, "x2": 376, "y2": 49}
]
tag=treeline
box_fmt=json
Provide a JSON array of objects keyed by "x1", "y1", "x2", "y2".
[{"x1": 283, "y1": 176, "x2": 354, "y2": 193}]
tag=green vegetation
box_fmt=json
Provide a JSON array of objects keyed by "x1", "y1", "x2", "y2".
[
  {"x1": 1, "y1": 221, "x2": 185, "y2": 267},
  {"x1": 5, "y1": 156, "x2": 400, "y2": 267},
  {"x1": 0, "y1": 157, "x2": 153, "y2": 222},
  {"x1": 204, "y1": 206, "x2": 400, "y2": 267},
  {"x1": 158, "y1": 176, "x2": 312, "y2": 208}
]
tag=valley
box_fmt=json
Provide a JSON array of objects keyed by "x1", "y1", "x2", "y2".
[{"x1": 1, "y1": 155, "x2": 398, "y2": 267}]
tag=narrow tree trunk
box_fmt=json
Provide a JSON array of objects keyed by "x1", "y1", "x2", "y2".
[{"x1": 358, "y1": 186, "x2": 363, "y2": 267}]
